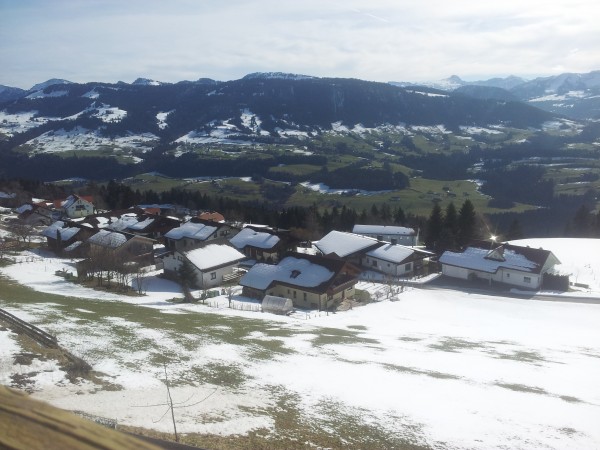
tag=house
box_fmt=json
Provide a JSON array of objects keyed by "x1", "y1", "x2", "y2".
[
  {"x1": 198, "y1": 211, "x2": 225, "y2": 222},
  {"x1": 42, "y1": 221, "x2": 89, "y2": 254},
  {"x1": 362, "y1": 244, "x2": 434, "y2": 278},
  {"x1": 55, "y1": 195, "x2": 94, "y2": 218},
  {"x1": 229, "y1": 226, "x2": 287, "y2": 263},
  {"x1": 86, "y1": 230, "x2": 155, "y2": 266},
  {"x1": 239, "y1": 253, "x2": 360, "y2": 310},
  {"x1": 162, "y1": 243, "x2": 246, "y2": 289},
  {"x1": 352, "y1": 224, "x2": 419, "y2": 246},
  {"x1": 314, "y1": 230, "x2": 381, "y2": 265},
  {"x1": 17, "y1": 203, "x2": 53, "y2": 226},
  {"x1": 438, "y1": 241, "x2": 561, "y2": 290},
  {"x1": 164, "y1": 219, "x2": 236, "y2": 252}
]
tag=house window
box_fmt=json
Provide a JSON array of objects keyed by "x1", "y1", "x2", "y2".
[
  {"x1": 506, "y1": 273, "x2": 510, "y2": 278},
  {"x1": 405, "y1": 263, "x2": 412, "y2": 271},
  {"x1": 303, "y1": 293, "x2": 307, "y2": 302},
  {"x1": 211, "y1": 272, "x2": 217, "y2": 280},
  {"x1": 372, "y1": 260, "x2": 377, "y2": 267},
  {"x1": 293, "y1": 290, "x2": 297, "y2": 298},
  {"x1": 524, "y1": 276, "x2": 531, "y2": 283},
  {"x1": 290, "y1": 270, "x2": 301, "y2": 279}
]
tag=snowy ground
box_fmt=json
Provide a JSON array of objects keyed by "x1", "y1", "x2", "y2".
[{"x1": 1, "y1": 240, "x2": 600, "y2": 449}]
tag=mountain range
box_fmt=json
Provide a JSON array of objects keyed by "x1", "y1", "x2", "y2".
[{"x1": 391, "y1": 71, "x2": 600, "y2": 120}]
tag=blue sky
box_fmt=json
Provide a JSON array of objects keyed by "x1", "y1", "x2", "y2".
[{"x1": 1, "y1": 0, "x2": 599, "y2": 89}]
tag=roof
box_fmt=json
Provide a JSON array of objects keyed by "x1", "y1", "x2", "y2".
[
  {"x1": 198, "y1": 211, "x2": 225, "y2": 222},
  {"x1": 366, "y1": 243, "x2": 431, "y2": 264},
  {"x1": 42, "y1": 221, "x2": 81, "y2": 241},
  {"x1": 240, "y1": 256, "x2": 334, "y2": 290},
  {"x1": 439, "y1": 243, "x2": 557, "y2": 275},
  {"x1": 164, "y1": 221, "x2": 217, "y2": 241},
  {"x1": 183, "y1": 244, "x2": 245, "y2": 271},
  {"x1": 87, "y1": 230, "x2": 127, "y2": 248},
  {"x1": 55, "y1": 195, "x2": 94, "y2": 210},
  {"x1": 314, "y1": 231, "x2": 380, "y2": 258},
  {"x1": 353, "y1": 224, "x2": 416, "y2": 236},
  {"x1": 230, "y1": 227, "x2": 281, "y2": 250}
]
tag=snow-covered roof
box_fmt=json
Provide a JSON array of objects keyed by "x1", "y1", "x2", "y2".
[
  {"x1": 439, "y1": 245, "x2": 545, "y2": 274},
  {"x1": 88, "y1": 230, "x2": 127, "y2": 248},
  {"x1": 366, "y1": 244, "x2": 427, "y2": 264},
  {"x1": 353, "y1": 224, "x2": 416, "y2": 236},
  {"x1": 42, "y1": 221, "x2": 81, "y2": 241},
  {"x1": 184, "y1": 244, "x2": 245, "y2": 271},
  {"x1": 128, "y1": 217, "x2": 155, "y2": 231},
  {"x1": 229, "y1": 227, "x2": 280, "y2": 250},
  {"x1": 0, "y1": 191, "x2": 16, "y2": 199},
  {"x1": 240, "y1": 256, "x2": 334, "y2": 290},
  {"x1": 314, "y1": 231, "x2": 379, "y2": 258},
  {"x1": 164, "y1": 222, "x2": 217, "y2": 241},
  {"x1": 15, "y1": 204, "x2": 33, "y2": 214}
]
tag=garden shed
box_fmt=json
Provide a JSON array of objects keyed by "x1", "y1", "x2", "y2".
[{"x1": 262, "y1": 295, "x2": 294, "y2": 315}]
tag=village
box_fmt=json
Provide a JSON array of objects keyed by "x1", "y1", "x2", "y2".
[
  {"x1": 2, "y1": 190, "x2": 600, "y2": 450},
  {"x1": 0, "y1": 190, "x2": 576, "y2": 315}
]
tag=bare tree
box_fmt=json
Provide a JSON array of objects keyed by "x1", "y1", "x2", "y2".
[{"x1": 7, "y1": 221, "x2": 36, "y2": 248}]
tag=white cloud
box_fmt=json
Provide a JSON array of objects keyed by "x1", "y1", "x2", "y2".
[{"x1": 0, "y1": 0, "x2": 599, "y2": 88}]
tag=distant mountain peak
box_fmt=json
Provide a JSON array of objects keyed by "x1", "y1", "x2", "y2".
[
  {"x1": 132, "y1": 78, "x2": 163, "y2": 86},
  {"x1": 29, "y1": 79, "x2": 73, "y2": 92},
  {"x1": 242, "y1": 72, "x2": 316, "y2": 81}
]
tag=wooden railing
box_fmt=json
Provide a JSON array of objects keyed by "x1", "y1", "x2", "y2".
[{"x1": 0, "y1": 308, "x2": 58, "y2": 348}]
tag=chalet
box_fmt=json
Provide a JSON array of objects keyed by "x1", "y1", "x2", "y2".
[
  {"x1": 229, "y1": 226, "x2": 287, "y2": 263},
  {"x1": 362, "y1": 244, "x2": 434, "y2": 277},
  {"x1": 86, "y1": 230, "x2": 155, "y2": 266},
  {"x1": 314, "y1": 230, "x2": 381, "y2": 265},
  {"x1": 17, "y1": 203, "x2": 53, "y2": 226},
  {"x1": 162, "y1": 244, "x2": 245, "y2": 289},
  {"x1": 0, "y1": 191, "x2": 18, "y2": 208},
  {"x1": 105, "y1": 211, "x2": 180, "y2": 239},
  {"x1": 439, "y1": 241, "x2": 561, "y2": 290},
  {"x1": 42, "y1": 221, "x2": 93, "y2": 254},
  {"x1": 239, "y1": 253, "x2": 360, "y2": 310},
  {"x1": 164, "y1": 219, "x2": 236, "y2": 252},
  {"x1": 55, "y1": 195, "x2": 94, "y2": 218},
  {"x1": 352, "y1": 224, "x2": 419, "y2": 246}
]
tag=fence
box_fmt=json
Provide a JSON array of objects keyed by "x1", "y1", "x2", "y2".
[{"x1": 0, "y1": 308, "x2": 58, "y2": 348}]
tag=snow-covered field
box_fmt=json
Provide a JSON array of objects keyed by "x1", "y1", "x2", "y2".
[{"x1": 1, "y1": 239, "x2": 600, "y2": 449}]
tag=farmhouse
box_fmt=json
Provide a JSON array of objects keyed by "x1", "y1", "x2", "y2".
[
  {"x1": 55, "y1": 195, "x2": 94, "y2": 218},
  {"x1": 362, "y1": 244, "x2": 434, "y2": 277},
  {"x1": 162, "y1": 244, "x2": 245, "y2": 289},
  {"x1": 229, "y1": 225, "x2": 288, "y2": 263},
  {"x1": 87, "y1": 230, "x2": 155, "y2": 265},
  {"x1": 352, "y1": 224, "x2": 419, "y2": 246},
  {"x1": 314, "y1": 230, "x2": 381, "y2": 265},
  {"x1": 163, "y1": 220, "x2": 232, "y2": 252},
  {"x1": 439, "y1": 241, "x2": 561, "y2": 290},
  {"x1": 239, "y1": 253, "x2": 360, "y2": 310},
  {"x1": 42, "y1": 221, "x2": 93, "y2": 254}
]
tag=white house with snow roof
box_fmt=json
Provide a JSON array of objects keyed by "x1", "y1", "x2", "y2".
[
  {"x1": 163, "y1": 244, "x2": 246, "y2": 289},
  {"x1": 363, "y1": 244, "x2": 434, "y2": 277},
  {"x1": 314, "y1": 230, "x2": 381, "y2": 265},
  {"x1": 352, "y1": 224, "x2": 418, "y2": 246},
  {"x1": 56, "y1": 195, "x2": 94, "y2": 218},
  {"x1": 438, "y1": 242, "x2": 561, "y2": 289},
  {"x1": 229, "y1": 226, "x2": 284, "y2": 263},
  {"x1": 164, "y1": 221, "x2": 220, "y2": 252}
]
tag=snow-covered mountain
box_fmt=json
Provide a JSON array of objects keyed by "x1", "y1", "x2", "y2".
[{"x1": 391, "y1": 71, "x2": 600, "y2": 120}]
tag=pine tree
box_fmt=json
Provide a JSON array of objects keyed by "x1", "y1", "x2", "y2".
[
  {"x1": 457, "y1": 199, "x2": 476, "y2": 246},
  {"x1": 440, "y1": 202, "x2": 458, "y2": 250},
  {"x1": 425, "y1": 202, "x2": 444, "y2": 251},
  {"x1": 506, "y1": 219, "x2": 523, "y2": 240},
  {"x1": 178, "y1": 258, "x2": 197, "y2": 290}
]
